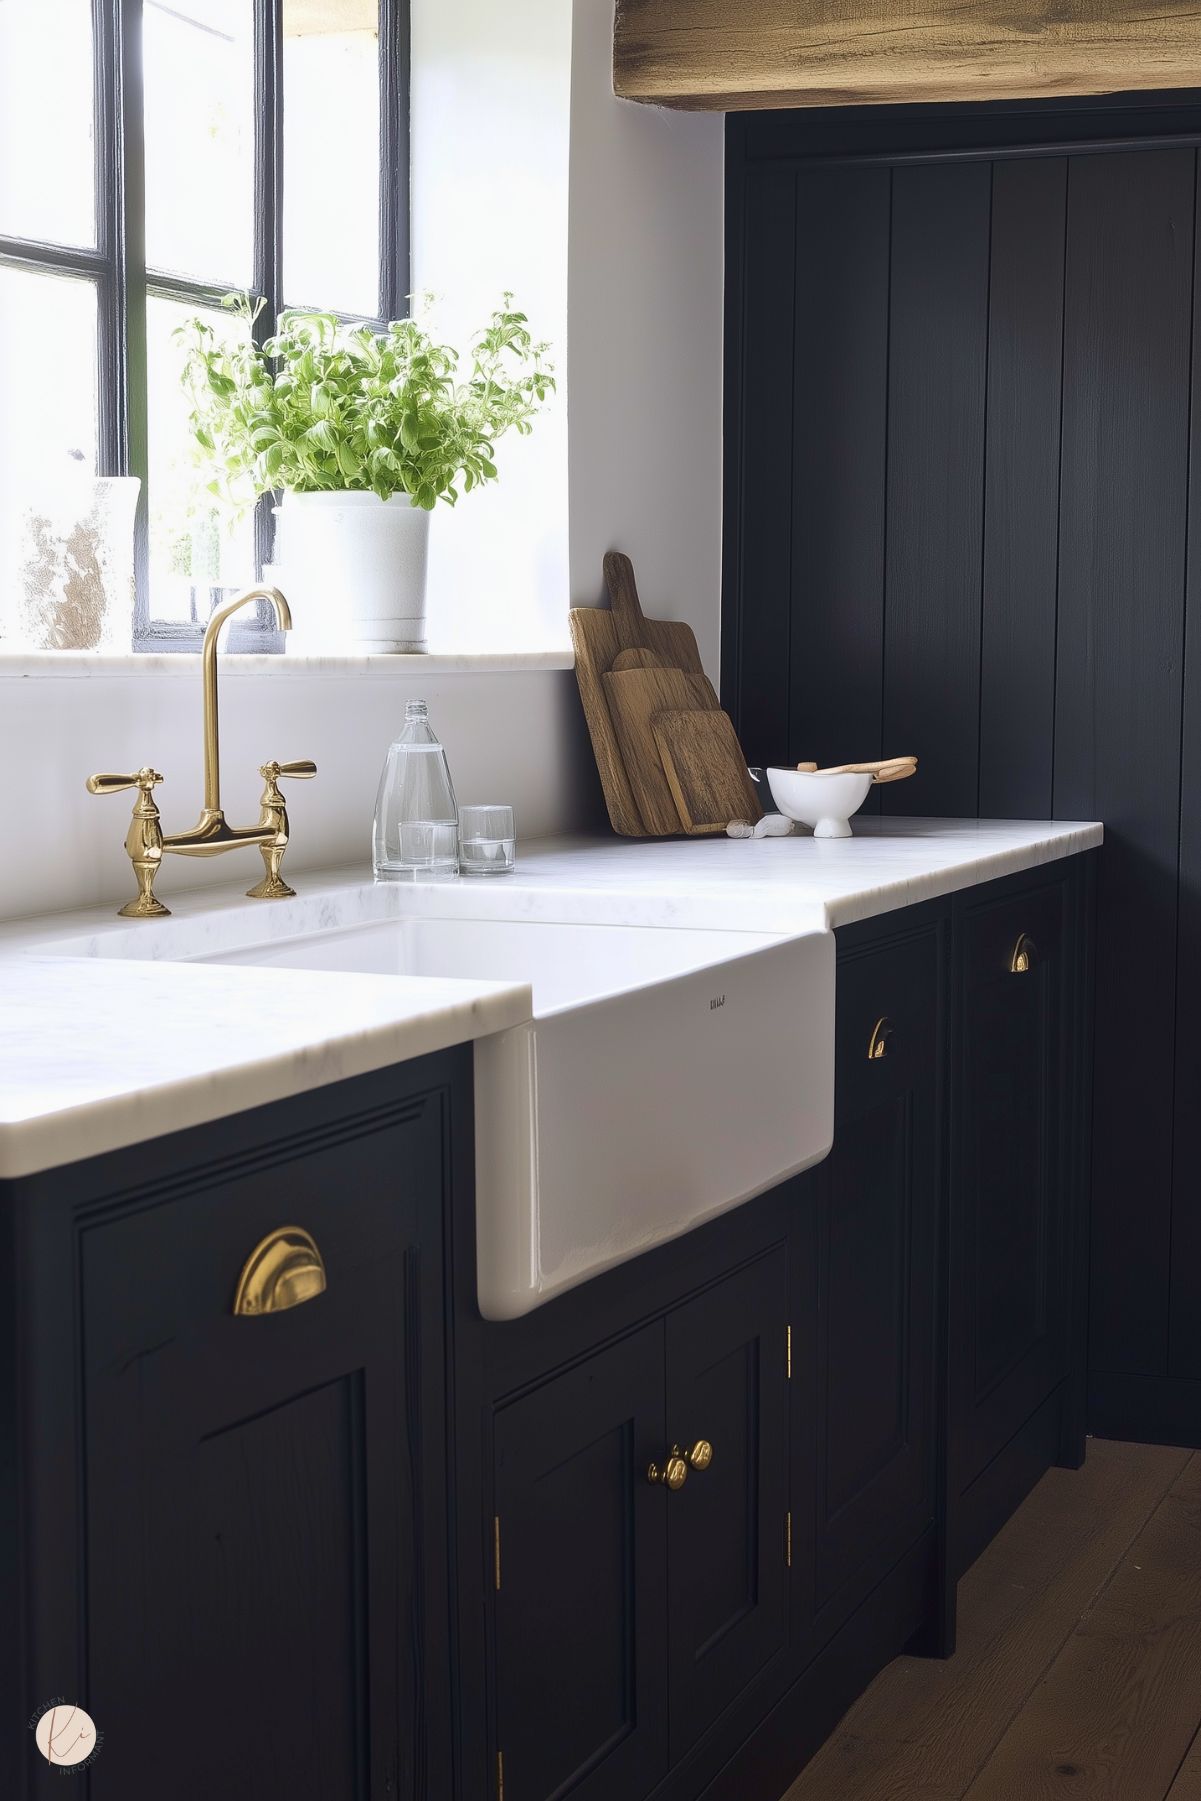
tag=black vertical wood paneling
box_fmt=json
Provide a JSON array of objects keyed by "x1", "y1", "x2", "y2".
[
  {"x1": 882, "y1": 163, "x2": 992, "y2": 817},
  {"x1": 978, "y1": 158, "x2": 1067, "y2": 819},
  {"x1": 1054, "y1": 149, "x2": 1195, "y2": 1378},
  {"x1": 1171, "y1": 159, "x2": 1201, "y2": 1380},
  {"x1": 729, "y1": 116, "x2": 1201, "y2": 1431},
  {"x1": 788, "y1": 167, "x2": 891, "y2": 771},
  {"x1": 734, "y1": 168, "x2": 797, "y2": 768}
]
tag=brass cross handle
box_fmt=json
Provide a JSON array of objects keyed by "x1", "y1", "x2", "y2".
[
  {"x1": 260, "y1": 759, "x2": 317, "y2": 785},
  {"x1": 86, "y1": 766, "x2": 164, "y2": 797},
  {"x1": 647, "y1": 1440, "x2": 714, "y2": 1490}
]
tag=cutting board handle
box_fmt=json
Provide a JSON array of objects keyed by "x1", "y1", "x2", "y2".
[{"x1": 603, "y1": 550, "x2": 650, "y2": 652}]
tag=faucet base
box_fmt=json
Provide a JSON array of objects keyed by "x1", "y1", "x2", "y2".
[
  {"x1": 246, "y1": 876, "x2": 296, "y2": 901},
  {"x1": 246, "y1": 841, "x2": 296, "y2": 901},
  {"x1": 118, "y1": 891, "x2": 171, "y2": 920}
]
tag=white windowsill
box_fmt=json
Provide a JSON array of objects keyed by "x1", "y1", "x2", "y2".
[{"x1": 0, "y1": 647, "x2": 576, "y2": 680}]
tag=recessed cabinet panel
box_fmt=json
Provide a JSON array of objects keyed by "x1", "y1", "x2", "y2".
[
  {"x1": 83, "y1": 1099, "x2": 446, "y2": 1801},
  {"x1": 492, "y1": 1328, "x2": 669, "y2": 1801},
  {"x1": 816, "y1": 924, "x2": 941, "y2": 1617},
  {"x1": 665, "y1": 1251, "x2": 789, "y2": 1760},
  {"x1": 954, "y1": 878, "x2": 1070, "y2": 1491}
]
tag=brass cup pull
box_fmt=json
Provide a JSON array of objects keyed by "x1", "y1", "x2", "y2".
[
  {"x1": 1010, "y1": 933, "x2": 1037, "y2": 974},
  {"x1": 233, "y1": 1226, "x2": 327, "y2": 1316},
  {"x1": 868, "y1": 1016, "x2": 893, "y2": 1061},
  {"x1": 648, "y1": 1448, "x2": 690, "y2": 1491}
]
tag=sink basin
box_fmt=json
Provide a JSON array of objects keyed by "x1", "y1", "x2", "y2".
[{"x1": 191, "y1": 910, "x2": 835, "y2": 1318}]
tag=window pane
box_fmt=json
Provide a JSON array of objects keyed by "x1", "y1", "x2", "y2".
[
  {"x1": 283, "y1": 0, "x2": 380, "y2": 316},
  {"x1": 143, "y1": 0, "x2": 254, "y2": 285},
  {"x1": 0, "y1": 0, "x2": 95, "y2": 246},
  {"x1": 146, "y1": 295, "x2": 256, "y2": 625},
  {"x1": 0, "y1": 266, "x2": 100, "y2": 641}
]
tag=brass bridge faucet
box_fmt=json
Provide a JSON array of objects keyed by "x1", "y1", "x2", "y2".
[{"x1": 87, "y1": 587, "x2": 317, "y2": 919}]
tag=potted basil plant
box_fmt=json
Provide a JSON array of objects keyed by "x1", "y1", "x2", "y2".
[{"x1": 179, "y1": 296, "x2": 554, "y2": 652}]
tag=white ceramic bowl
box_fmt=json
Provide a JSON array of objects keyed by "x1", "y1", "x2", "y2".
[{"x1": 766, "y1": 769, "x2": 873, "y2": 839}]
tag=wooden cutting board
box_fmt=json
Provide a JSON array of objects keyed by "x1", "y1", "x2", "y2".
[
  {"x1": 603, "y1": 666, "x2": 721, "y2": 835},
  {"x1": 569, "y1": 552, "x2": 708, "y2": 836},
  {"x1": 653, "y1": 710, "x2": 764, "y2": 835}
]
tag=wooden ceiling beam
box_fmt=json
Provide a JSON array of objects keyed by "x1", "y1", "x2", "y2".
[{"x1": 612, "y1": 1, "x2": 1201, "y2": 112}]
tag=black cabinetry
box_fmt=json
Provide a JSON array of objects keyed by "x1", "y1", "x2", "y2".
[
  {"x1": 489, "y1": 1250, "x2": 790, "y2": 1801},
  {"x1": 1, "y1": 1054, "x2": 467, "y2": 1801}
]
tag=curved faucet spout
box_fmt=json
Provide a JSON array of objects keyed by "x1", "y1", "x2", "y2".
[{"x1": 201, "y1": 586, "x2": 292, "y2": 814}]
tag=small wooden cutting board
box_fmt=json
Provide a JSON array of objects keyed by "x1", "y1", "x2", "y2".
[
  {"x1": 604, "y1": 666, "x2": 720, "y2": 834},
  {"x1": 569, "y1": 552, "x2": 709, "y2": 836},
  {"x1": 652, "y1": 710, "x2": 763, "y2": 835}
]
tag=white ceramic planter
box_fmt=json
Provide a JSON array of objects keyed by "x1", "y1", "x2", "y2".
[{"x1": 273, "y1": 490, "x2": 430, "y2": 653}]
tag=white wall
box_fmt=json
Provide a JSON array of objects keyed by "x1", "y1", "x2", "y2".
[
  {"x1": 409, "y1": 0, "x2": 573, "y2": 652},
  {"x1": 568, "y1": 0, "x2": 726, "y2": 677},
  {"x1": 410, "y1": 0, "x2": 725, "y2": 673},
  {"x1": 0, "y1": 656, "x2": 591, "y2": 921}
]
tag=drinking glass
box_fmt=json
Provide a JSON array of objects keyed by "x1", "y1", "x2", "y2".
[{"x1": 458, "y1": 805, "x2": 515, "y2": 876}]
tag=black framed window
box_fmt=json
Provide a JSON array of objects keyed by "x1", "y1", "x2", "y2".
[{"x1": 0, "y1": 0, "x2": 409, "y2": 651}]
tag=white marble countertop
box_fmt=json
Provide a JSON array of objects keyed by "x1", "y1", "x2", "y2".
[
  {"x1": 0, "y1": 816, "x2": 1101, "y2": 1180},
  {"x1": 456, "y1": 817, "x2": 1103, "y2": 933},
  {"x1": 0, "y1": 958, "x2": 529, "y2": 1180}
]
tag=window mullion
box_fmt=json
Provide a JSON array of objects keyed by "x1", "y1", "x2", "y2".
[
  {"x1": 115, "y1": 0, "x2": 151, "y2": 644},
  {"x1": 379, "y1": 0, "x2": 410, "y2": 321},
  {"x1": 252, "y1": 0, "x2": 283, "y2": 613}
]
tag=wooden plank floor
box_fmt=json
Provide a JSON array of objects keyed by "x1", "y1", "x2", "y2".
[{"x1": 782, "y1": 1440, "x2": 1201, "y2": 1801}]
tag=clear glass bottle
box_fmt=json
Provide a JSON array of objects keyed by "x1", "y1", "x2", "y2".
[{"x1": 372, "y1": 699, "x2": 460, "y2": 881}]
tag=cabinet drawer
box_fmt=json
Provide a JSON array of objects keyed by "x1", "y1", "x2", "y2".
[
  {"x1": 961, "y1": 877, "x2": 1064, "y2": 991},
  {"x1": 835, "y1": 921, "x2": 941, "y2": 1123}
]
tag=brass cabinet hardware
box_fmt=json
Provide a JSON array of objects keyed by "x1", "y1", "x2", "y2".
[
  {"x1": 493, "y1": 1516, "x2": 502, "y2": 1591},
  {"x1": 787, "y1": 1323, "x2": 792, "y2": 1379},
  {"x1": 647, "y1": 1440, "x2": 714, "y2": 1489},
  {"x1": 232, "y1": 1226, "x2": 327, "y2": 1317},
  {"x1": 648, "y1": 1446, "x2": 690, "y2": 1490},
  {"x1": 496, "y1": 1750, "x2": 505, "y2": 1801},
  {"x1": 786, "y1": 1510, "x2": 792, "y2": 1569},
  {"x1": 1010, "y1": 933, "x2": 1038, "y2": 974},
  {"x1": 868, "y1": 1016, "x2": 893, "y2": 1061},
  {"x1": 87, "y1": 587, "x2": 316, "y2": 918}
]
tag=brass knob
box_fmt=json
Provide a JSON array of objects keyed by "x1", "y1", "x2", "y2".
[
  {"x1": 1010, "y1": 933, "x2": 1037, "y2": 974},
  {"x1": 647, "y1": 1440, "x2": 714, "y2": 1489},
  {"x1": 868, "y1": 1016, "x2": 893, "y2": 1061},
  {"x1": 233, "y1": 1226, "x2": 327, "y2": 1316},
  {"x1": 647, "y1": 1447, "x2": 690, "y2": 1491}
]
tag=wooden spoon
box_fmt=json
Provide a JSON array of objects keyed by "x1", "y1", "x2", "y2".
[{"x1": 795, "y1": 755, "x2": 917, "y2": 784}]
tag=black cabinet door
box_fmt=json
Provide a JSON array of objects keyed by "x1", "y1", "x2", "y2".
[
  {"x1": 952, "y1": 874, "x2": 1071, "y2": 1492},
  {"x1": 492, "y1": 1327, "x2": 669, "y2": 1801},
  {"x1": 82, "y1": 1098, "x2": 448, "y2": 1801},
  {"x1": 665, "y1": 1249, "x2": 790, "y2": 1760},
  {"x1": 814, "y1": 919, "x2": 942, "y2": 1624}
]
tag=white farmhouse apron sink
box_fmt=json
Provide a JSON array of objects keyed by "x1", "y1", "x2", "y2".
[{"x1": 46, "y1": 895, "x2": 833, "y2": 1319}]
